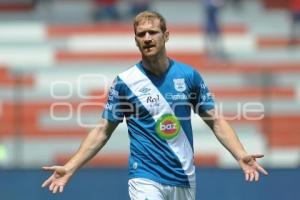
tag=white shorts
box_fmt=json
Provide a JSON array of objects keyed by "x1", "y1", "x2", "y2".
[{"x1": 128, "y1": 178, "x2": 196, "y2": 200}]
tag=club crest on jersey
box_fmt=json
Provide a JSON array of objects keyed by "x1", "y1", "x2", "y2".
[
  {"x1": 155, "y1": 114, "x2": 180, "y2": 140},
  {"x1": 173, "y1": 78, "x2": 186, "y2": 92}
]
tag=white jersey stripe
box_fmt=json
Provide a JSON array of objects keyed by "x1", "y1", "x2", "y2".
[{"x1": 119, "y1": 65, "x2": 195, "y2": 187}]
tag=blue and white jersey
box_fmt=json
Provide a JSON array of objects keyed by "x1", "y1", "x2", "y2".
[{"x1": 102, "y1": 59, "x2": 214, "y2": 188}]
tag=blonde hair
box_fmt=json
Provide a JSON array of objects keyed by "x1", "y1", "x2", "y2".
[{"x1": 133, "y1": 11, "x2": 167, "y2": 34}]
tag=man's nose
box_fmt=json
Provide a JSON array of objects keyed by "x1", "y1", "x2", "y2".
[{"x1": 144, "y1": 32, "x2": 152, "y2": 42}]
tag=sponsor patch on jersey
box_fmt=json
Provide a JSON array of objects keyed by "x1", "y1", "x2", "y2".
[
  {"x1": 173, "y1": 78, "x2": 186, "y2": 92},
  {"x1": 155, "y1": 114, "x2": 180, "y2": 140}
]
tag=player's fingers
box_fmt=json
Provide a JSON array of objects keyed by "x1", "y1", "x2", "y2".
[
  {"x1": 254, "y1": 171, "x2": 259, "y2": 181},
  {"x1": 256, "y1": 164, "x2": 268, "y2": 175},
  {"x1": 43, "y1": 166, "x2": 58, "y2": 172},
  {"x1": 245, "y1": 172, "x2": 249, "y2": 181},
  {"x1": 52, "y1": 185, "x2": 59, "y2": 194},
  {"x1": 49, "y1": 182, "x2": 55, "y2": 191},
  {"x1": 41, "y1": 177, "x2": 52, "y2": 188},
  {"x1": 249, "y1": 172, "x2": 254, "y2": 182},
  {"x1": 59, "y1": 185, "x2": 64, "y2": 193},
  {"x1": 251, "y1": 154, "x2": 264, "y2": 159}
]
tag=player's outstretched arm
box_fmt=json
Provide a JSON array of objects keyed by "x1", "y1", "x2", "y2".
[
  {"x1": 41, "y1": 118, "x2": 119, "y2": 193},
  {"x1": 199, "y1": 109, "x2": 268, "y2": 181}
]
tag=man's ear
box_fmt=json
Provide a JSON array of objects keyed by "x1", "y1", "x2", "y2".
[{"x1": 164, "y1": 30, "x2": 169, "y2": 42}]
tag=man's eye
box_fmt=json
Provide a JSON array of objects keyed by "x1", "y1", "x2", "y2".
[{"x1": 137, "y1": 33, "x2": 145, "y2": 37}]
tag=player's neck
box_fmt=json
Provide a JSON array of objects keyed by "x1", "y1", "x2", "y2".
[{"x1": 142, "y1": 54, "x2": 169, "y2": 77}]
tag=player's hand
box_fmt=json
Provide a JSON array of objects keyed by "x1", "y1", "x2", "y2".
[
  {"x1": 41, "y1": 166, "x2": 73, "y2": 194},
  {"x1": 238, "y1": 154, "x2": 268, "y2": 182}
]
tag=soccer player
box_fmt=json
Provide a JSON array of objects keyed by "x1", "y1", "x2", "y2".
[{"x1": 42, "y1": 11, "x2": 268, "y2": 200}]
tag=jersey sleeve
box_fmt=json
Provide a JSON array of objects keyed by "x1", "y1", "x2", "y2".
[
  {"x1": 102, "y1": 76, "x2": 125, "y2": 123},
  {"x1": 191, "y1": 69, "x2": 215, "y2": 113}
]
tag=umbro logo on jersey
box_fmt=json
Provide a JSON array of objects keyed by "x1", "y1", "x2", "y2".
[
  {"x1": 137, "y1": 87, "x2": 151, "y2": 97},
  {"x1": 139, "y1": 87, "x2": 151, "y2": 94},
  {"x1": 173, "y1": 78, "x2": 186, "y2": 92}
]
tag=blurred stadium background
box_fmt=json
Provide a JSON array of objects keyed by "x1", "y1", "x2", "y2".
[{"x1": 0, "y1": 0, "x2": 299, "y2": 199}]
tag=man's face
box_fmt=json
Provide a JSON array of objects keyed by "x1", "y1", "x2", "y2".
[{"x1": 135, "y1": 18, "x2": 169, "y2": 58}]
